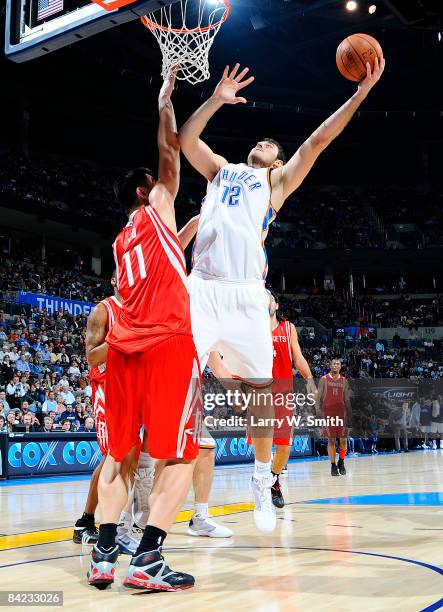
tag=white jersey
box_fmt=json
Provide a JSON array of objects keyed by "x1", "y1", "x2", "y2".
[{"x1": 192, "y1": 163, "x2": 275, "y2": 281}]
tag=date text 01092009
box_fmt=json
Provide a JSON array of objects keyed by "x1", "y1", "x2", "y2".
[{"x1": 0, "y1": 592, "x2": 63, "y2": 606}]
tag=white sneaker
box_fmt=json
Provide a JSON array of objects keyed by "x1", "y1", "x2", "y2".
[
  {"x1": 249, "y1": 474, "x2": 277, "y2": 533},
  {"x1": 432, "y1": 441, "x2": 437, "y2": 450},
  {"x1": 133, "y1": 467, "x2": 155, "y2": 528},
  {"x1": 188, "y1": 515, "x2": 233, "y2": 538},
  {"x1": 116, "y1": 523, "x2": 143, "y2": 555}
]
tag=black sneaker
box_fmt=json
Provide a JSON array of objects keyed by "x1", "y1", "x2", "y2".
[
  {"x1": 337, "y1": 458, "x2": 346, "y2": 475},
  {"x1": 331, "y1": 463, "x2": 339, "y2": 477},
  {"x1": 123, "y1": 548, "x2": 195, "y2": 591},
  {"x1": 87, "y1": 544, "x2": 119, "y2": 590},
  {"x1": 271, "y1": 480, "x2": 285, "y2": 508},
  {"x1": 73, "y1": 521, "x2": 98, "y2": 545}
]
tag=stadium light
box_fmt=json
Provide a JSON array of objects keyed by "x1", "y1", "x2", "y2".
[
  {"x1": 346, "y1": 1, "x2": 358, "y2": 11},
  {"x1": 368, "y1": 4, "x2": 377, "y2": 14}
]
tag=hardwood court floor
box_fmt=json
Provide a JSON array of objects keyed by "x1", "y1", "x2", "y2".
[{"x1": 0, "y1": 451, "x2": 442, "y2": 611}]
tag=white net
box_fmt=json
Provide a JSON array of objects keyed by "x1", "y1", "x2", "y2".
[{"x1": 142, "y1": 0, "x2": 229, "y2": 85}]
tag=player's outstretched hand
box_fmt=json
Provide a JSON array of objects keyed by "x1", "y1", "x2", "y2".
[
  {"x1": 357, "y1": 55, "x2": 385, "y2": 97},
  {"x1": 306, "y1": 377, "x2": 317, "y2": 399},
  {"x1": 212, "y1": 63, "x2": 255, "y2": 105},
  {"x1": 159, "y1": 66, "x2": 178, "y2": 109}
]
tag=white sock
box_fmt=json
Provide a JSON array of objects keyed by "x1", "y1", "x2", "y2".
[
  {"x1": 194, "y1": 503, "x2": 209, "y2": 518},
  {"x1": 138, "y1": 451, "x2": 155, "y2": 471},
  {"x1": 254, "y1": 459, "x2": 272, "y2": 478}
]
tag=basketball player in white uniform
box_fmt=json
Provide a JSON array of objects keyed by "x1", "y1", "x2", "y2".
[{"x1": 179, "y1": 59, "x2": 384, "y2": 532}]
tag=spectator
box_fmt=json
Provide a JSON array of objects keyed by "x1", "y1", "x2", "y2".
[
  {"x1": 6, "y1": 412, "x2": 17, "y2": 432},
  {"x1": 0, "y1": 414, "x2": 6, "y2": 432},
  {"x1": 79, "y1": 416, "x2": 96, "y2": 432},
  {"x1": 60, "y1": 384, "x2": 75, "y2": 406},
  {"x1": 40, "y1": 416, "x2": 54, "y2": 433},
  {"x1": 42, "y1": 391, "x2": 57, "y2": 414},
  {"x1": 0, "y1": 391, "x2": 11, "y2": 416},
  {"x1": 61, "y1": 419, "x2": 72, "y2": 432},
  {"x1": 17, "y1": 412, "x2": 40, "y2": 432},
  {"x1": 6, "y1": 375, "x2": 26, "y2": 409},
  {"x1": 59, "y1": 404, "x2": 79, "y2": 429}
]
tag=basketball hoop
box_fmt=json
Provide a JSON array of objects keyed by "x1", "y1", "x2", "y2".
[{"x1": 141, "y1": 0, "x2": 230, "y2": 85}]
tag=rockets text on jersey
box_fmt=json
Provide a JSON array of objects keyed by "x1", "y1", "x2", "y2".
[
  {"x1": 106, "y1": 205, "x2": 192, "y2": 354},
  {"x1": 272, "y1": 320, "x2": 293, "y2": 380}
]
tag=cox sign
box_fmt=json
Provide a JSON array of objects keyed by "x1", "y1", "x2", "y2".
[{"x1": 8, "y1": 439, "x2": 102, "y2": 476}]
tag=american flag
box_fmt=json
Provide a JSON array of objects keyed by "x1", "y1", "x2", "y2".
[{"x1": 37, "y1": 0, "x2": 64, "y2": 21}]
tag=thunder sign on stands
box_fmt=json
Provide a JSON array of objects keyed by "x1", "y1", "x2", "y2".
[{"x1": 17, "y1": 292, "x2": 94, "y2": 316}]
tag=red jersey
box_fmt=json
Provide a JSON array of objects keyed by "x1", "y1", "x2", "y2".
[
  {"x1": 322, "y1": 373, "x2": 346, "y2": 411},
  {"x1": 89, "y1": 295, "x2": 122, "y2": 384},
  {"x1": 106, "y1": 205, "x2": 192, "y2": 353},
  {"x1": 272, "y1": 320, "x2": 293, "y2": 379}
]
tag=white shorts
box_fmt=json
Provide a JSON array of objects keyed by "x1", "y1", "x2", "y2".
[
  {"x1": 188, "y1": 272, "x2": 273, "y2": 382},
  {"x1": 431, "y1": 422, "x2": 443, "y2": 434},
  {"x1": 420, "y1": 425, "x2": 432, "y2": 433}
]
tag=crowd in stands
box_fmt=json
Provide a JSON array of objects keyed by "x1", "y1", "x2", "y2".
[
  {"x1": 0, "y1": 306, "x2": 93, "y2": 433},
  {"x1": 1, "y1": 146, "x2": 442, "y2": 250},
  {"x1": 0, "y1": 256, "x2": 108, "y2": 303},
  {"x1": 277, "y1": 293, "x2": 443, "y2": 330}
]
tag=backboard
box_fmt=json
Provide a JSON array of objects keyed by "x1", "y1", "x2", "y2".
[{"x1": 4, "y1": 0, "x2": 178, "y2": 62}]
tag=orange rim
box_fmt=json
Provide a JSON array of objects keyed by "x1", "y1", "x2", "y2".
[{"x1": 141, "y1": 0, "x2": 230, "y2": 34}]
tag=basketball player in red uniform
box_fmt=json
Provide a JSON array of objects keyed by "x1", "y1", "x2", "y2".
[
  {"x1": 268, "y1": 293, "x2": 316, "y2": 508},
  {"x1": 76, "y1": 216, "x2": 201, "y2": 552},
  {"x1": 317, "y1": 359, "x2": 352, "y2": 476},
  {"x1": 87, "y1": 71, "x2": 202, "y2": 592},
  {"x1": 73, "y1": 273, "x2": 125, "y2": 545}
]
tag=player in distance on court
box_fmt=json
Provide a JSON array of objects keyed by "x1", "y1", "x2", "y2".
[
  {"x1": 87, "y1": 70, "x2": 202, "y2": 593},
  {"x1": 316, "y1": 359, "x2": 352, "y2": 477},
  {"x1": 178, "y1": 57, "x2": 384, "y2": 533}
]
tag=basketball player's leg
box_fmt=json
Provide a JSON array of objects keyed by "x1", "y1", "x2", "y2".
[
  {"x1": 271, "y1": 443, "x2": 291, "y2": 508},
  {"x1": 220, "y1": 283, "x2": 276, "y2": 532},
  {"x1": 73, "y1": 457, "x2": 104, "y2": 544},
  {"x1": 188, "y1": 275, "x2": 233, "y2": 537},
  {"x1": 75, "y1": 378, "x2": 109, "y2": 545},
  {"x1": 123, "y1": 335, "x2": 202, "y2": 591},
  {"x1": 338, "y1": 437, "x2": 347, "y2": 475},
  {"x1": 328, "y1": 436, "x2": 339, "y2": 476},
  {"x1": 116, "y1": 444, "x2": 153, "y2": 555},
  {"x1": 87, "y1": 348, "x2": 142, "y2": 589},
  {"x1": 188, "y1": 445, "x2": 233, "y2": 537}
]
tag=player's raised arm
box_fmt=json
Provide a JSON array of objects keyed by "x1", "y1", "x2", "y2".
[
  {"x1": 85, "y1": 304, "x2": 108, "y2": 368},
  {"x1": 289, "y1": 324, "x2": 317, "y2": 397},
  {"x1": 271, "y1": 56, "x2": 385, "y2": 210},
  {"x1": 153, "y1": 70, "x2": 181, "y2": 204},
  {"x1": 178, "y1": 214, "x2": 200, "y2": 249},
  {"x1": 178, "y1": 64, "x2": 254, "y2": 181}
]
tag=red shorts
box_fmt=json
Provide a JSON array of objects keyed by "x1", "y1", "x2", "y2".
[
  {"x1": 322, "y1": 406, "x2": 348, "y2": 439},
  {"x1": 91, "y1": 379, "x2": 108, "y2": 456},
  {"x1": 106, "y1": 334, "x2": 202, "y2": 462}
]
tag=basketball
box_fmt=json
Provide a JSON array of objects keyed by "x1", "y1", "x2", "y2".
[{"x1": 336, "y1": 33, "x2": 383, "y2": 82}]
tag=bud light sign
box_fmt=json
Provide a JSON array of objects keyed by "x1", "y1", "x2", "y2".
[{"x1": 7, "y1": 435, "x2": 102, "y2": 477}]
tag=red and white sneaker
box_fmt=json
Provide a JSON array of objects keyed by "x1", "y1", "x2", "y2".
[
  {"x1": 87, "y1": 544, "x2": 119, "y2": 590},
  {"x1": 123, "y1": 548, "x2": 194, "y2": 591}
]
